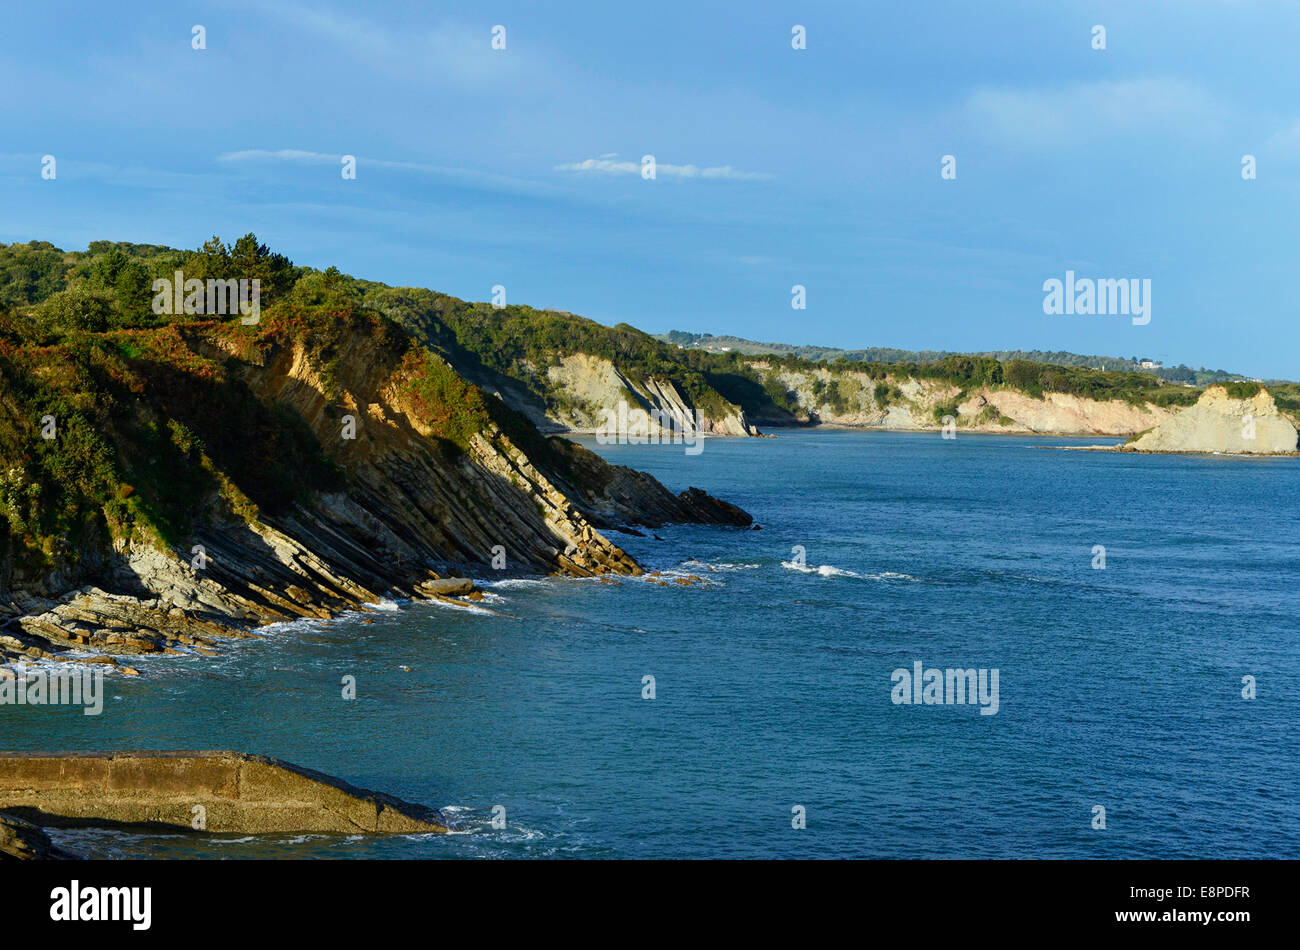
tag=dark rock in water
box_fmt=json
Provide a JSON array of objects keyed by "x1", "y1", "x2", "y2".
[
  {"x1": 543, "y1": 439, "x2": 753, "y2": 529},
  {"x1": 0, "y1": 811, "x2": 78, "y2": 860},
  {"x1": 677, "y1": 488, "x2": 753, "y2": 527},
  {"x1": 0, "y1": 751, "x2": 448, "y2": 836}
]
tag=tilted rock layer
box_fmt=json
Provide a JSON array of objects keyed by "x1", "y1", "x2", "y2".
[{"x1": 0, "y1": 310, "x2": 750, "y2": 670}]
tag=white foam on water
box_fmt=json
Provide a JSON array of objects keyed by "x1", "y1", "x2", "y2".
[
  {"x1": 781, "y1": 562, "x2": 919, "y2": 582},
  {"x1": 418, "y1": 598, "x2": 495, "y2": 615},
  {"x1": 682, "y1": 559, "x2": 761, "y2": 573},
  {"x1": 484, "y1": 578, "x2": 551, "y2": 590}
]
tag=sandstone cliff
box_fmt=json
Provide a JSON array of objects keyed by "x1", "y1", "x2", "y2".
[
  {"x1": 1124, "y1": 385, "x2": 1298, "y2": 454},
  {"x1": 0, "y1": 308, "x2": 751, "y2": 671},
  {"x1": 753, "y1": 362, "x2": 1179, "y2": 435},
  {"x1": 473, "y1": 352, "x2": 756, "y2": 437}
]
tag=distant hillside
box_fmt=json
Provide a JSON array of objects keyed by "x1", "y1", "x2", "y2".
[
  {"x1": 341, "y1": 289, "x2": 1218, "y2": 437},
  {"x1": 0, "y1": 239, "x2": 1253, "y2": 458},
  {"x1": 656, "y1": 331, "x2": 1251, "y2": 386}
]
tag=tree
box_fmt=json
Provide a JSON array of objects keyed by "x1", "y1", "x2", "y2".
[
  {"x1": 86, "y1": 248, "x2": 152, "y2": 324},
  {"x1": 35, "y1": 284, "x2": 114, "y2": 332}
]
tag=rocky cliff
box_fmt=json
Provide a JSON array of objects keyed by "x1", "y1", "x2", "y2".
[
  {"x1": 1124, "y1": 385, "x2": 1298, "y2": 454},
  {"x1": 352, "y1": 279, "x2": 1205, "y2": 440},
  {"x1": 0, "y1": 307, "x2": 751, "y2": 671},
  {"x1": 536, "y1": 353, "x2": 755, "y2": 436},
  {"x1": 753, "y1": 362, "x2": 1180, "y2": 435}
]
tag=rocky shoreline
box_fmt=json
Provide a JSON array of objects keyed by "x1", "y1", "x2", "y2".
[{"x1": 0, "y1": 318, "x2": 752, "y2": 675}]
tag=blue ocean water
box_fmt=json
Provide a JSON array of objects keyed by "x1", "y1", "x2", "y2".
[{"x1": 4, "y1": 429, "x2": 1298, "y2": 858}]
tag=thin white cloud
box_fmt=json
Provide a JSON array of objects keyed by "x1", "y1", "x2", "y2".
[
  {"x1": 219, "y1": 149, "x2": 337, "y2": 164},
  {"x1": 555, "y1": 157, "x2": 773, "y2": 181}
]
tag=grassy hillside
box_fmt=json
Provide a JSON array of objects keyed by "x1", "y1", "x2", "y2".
[
  {"x1": 0, "y1": 239, "x2": 579, "y2": 592},
  {"x1": 0, "y1": 238, "x2": 1213, "y2": 456}
]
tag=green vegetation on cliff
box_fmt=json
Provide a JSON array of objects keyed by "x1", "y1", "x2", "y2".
[
  {"x1": 0, "y1": 305, "x2": 353, "y2": 587},
  {"x1": 658, "y1": 330, "x2": 1251, "y2": 386},
  {"x1": 0, "y1": 239, "x2": 506, "y2": 592},
  {"x1": 5, "y1": 236, "x2": 1207, "y2": 445},
  {"x1": 356, "y1": 284, "x2": 772, "y2": 423},
  {"x1": 0, "y1": 234, "x2": 1232, "y2": 595}
]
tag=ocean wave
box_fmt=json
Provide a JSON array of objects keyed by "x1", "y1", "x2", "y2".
[
  {"x1": 414, "y1": 598, "x2": 496, "y2": 616},
  {"x1": 682, "y1": 559, "x2": 762, "y2": 573},
  {"x1": 484, "y1": 578, "x2": 551, "y2": 590},
  {"x1": 437, "y1": 805, "x2": 546, "y2": 840},
  {"x1": 780, "y1": 561, "x2": 919, "y2": 582}
]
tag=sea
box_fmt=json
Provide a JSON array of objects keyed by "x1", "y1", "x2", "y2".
[{"x1": 4, "y1": 429, "x2": 1298, "y2": 858}]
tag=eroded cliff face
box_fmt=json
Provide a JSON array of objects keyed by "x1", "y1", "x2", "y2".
[
  {"x1": 440, "y1": 336, "x2": 1181, "y2": 440},
  {"x1": 0, "y1": 311, "x2": 751, "y2": 670},
  {"x1": 1125, "y1": 386, "x2": 1298, "y2": 454},
  {"x1": 529, "y1": 353, "x2": 756, "y2": 437},
  {"x1": 757, "y1": 363, "x2": 1177, "y2": 435}
]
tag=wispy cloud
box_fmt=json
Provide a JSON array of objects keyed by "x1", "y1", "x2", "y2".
[
  {"x1": 555, "y1": 155, "x2": 773, "y2": 181},
  {"x1": 219, "y1": 149, "x2": 338, "y2": 164}
]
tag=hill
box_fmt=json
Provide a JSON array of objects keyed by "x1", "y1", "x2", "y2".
[
  {"x1": 0, "y1": 238, "x2": 750, "y2": 672},
  {"x1": 655, "y1": 330, "x2": 1251, "y2": 386}
]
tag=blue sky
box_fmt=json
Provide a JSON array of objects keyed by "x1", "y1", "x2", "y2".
[{"x1": 4, "y1": 1, "x2": 1300, "y2": 377}]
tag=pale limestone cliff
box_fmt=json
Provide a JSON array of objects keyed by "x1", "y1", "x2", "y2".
[
  {"x1": 539, "y1": 353, "x2": 756, "y2": 436},
  {"x1": 757, "y1": 362, "x2": 1177, "y2": 435},
  {"x1": 1125, "y1": 386, "x2": 1298, "y2": 454}
]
